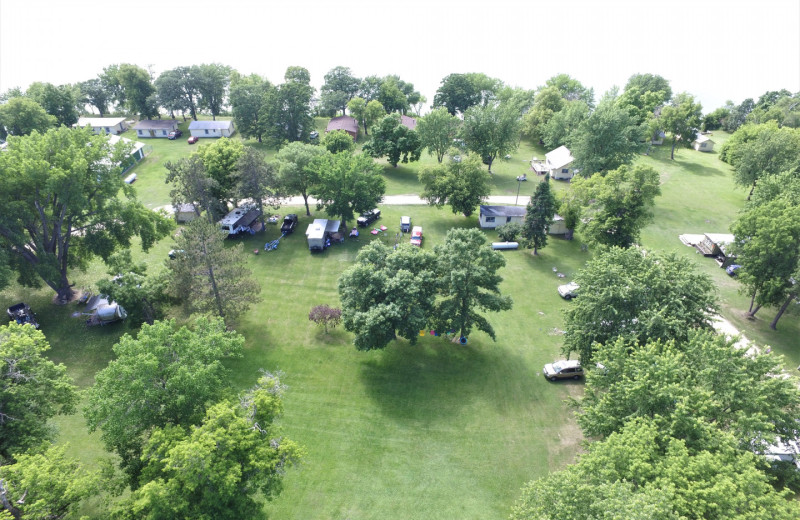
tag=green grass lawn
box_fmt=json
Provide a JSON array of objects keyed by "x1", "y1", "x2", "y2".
[{"x1": 2, "y1": 127, "x2": 799, "y2": 519}]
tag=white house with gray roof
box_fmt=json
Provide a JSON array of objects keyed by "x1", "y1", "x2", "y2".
[
  {"x1": 479, "y1": 205, "x2": 526, "y2": 229},
  {"x1": 134, "y1": 120, "x2": 179, "y2": 138},
  {"x1": 188, "y1": 120, "x2": 236, "y2": 138},
  {"x1": 76, "y1": 117, "x2": 128, "y2": 135}
]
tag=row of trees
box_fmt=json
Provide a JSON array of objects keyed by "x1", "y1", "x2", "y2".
[{"x1": 0, "y1": 318, "x2": 301, "y2": 519}]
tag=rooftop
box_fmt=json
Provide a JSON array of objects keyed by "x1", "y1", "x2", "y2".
[
  {"x1": 480, "y1": 205, "x2": 527, "y2": 218},
  {"x1": 77, "y1": 117, "x2": 127, "y2": 127},
  {"x1": 188, "y1": 120, "x2": 234, "y2": 130},
  {"x1": 133, "y1": 120, "x2": 178, "y2": 130}
]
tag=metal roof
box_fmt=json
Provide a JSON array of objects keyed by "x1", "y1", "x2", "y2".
[
  {"x1": 545, "y1": 146, "x2": 575, "y2": 170},
  {"x1": 77, "y1": 117, "x2": 127, "y2": 127},
  {"x1": 480, "y1": 205, "x2": 527, "y2": 218},
  {"x1": 188, "y1": 120, "x2": 234, "y2": 130},
  {"x1": 133, "y1": 120, "x2": 178, "y2": 130}
]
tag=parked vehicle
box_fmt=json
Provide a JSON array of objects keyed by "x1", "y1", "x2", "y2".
[
  {"x1": 357, "y1": 208, "x2": 381, "y2": 227},
  {"x1": 218, "y1": 206, "x2": 261, "y2": 236},
  {"x1": 309, "y1": 131, "x2": 319, "y2": 139},
  {"x1": 168, "y1": 130, "x2": 183, "y2": 140},
  {"x1": 188, "y1": 136, "x2": 199, "y2": 144},
  {"x1": 305, "y1": 218, "x2": 341, "y2": 251},
  {"x1": 557, "y1": 281, "x2": 580, "y2": 300},
  {"x1": 400, "y1": 216, "x2": 411, "y2": 232},
  {"x1": 7, "y1": 303, "x2": 39, "y2": 329},
  {"x1": 281, "y1": 214, "x2": 299, "y2": 235},
  {"x1": 543, "y1": 360, "x2": 583, "y2": 381},
  {"x1": 410, "y1": 226, "x2": 423, "y2": 247},
  {"x1": 726, "y1": 264, "x2": 742, "y2": 276}
]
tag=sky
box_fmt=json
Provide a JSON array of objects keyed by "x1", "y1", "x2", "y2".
[{"x1": 1, "y1": 0, "x2": 799, "y2": 112}]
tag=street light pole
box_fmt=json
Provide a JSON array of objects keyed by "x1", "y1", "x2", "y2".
[{"x1": 515, "y1": 179, "x2": 522, "y2": 205}]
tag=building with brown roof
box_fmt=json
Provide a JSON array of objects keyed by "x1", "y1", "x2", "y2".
[{"x1": 326, "y1": 116, "x2": 359, "y2": 141}]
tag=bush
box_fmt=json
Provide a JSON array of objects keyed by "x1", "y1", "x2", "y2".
[
  {"x1": 497, "y1": 222, "x2": 523, "y2": 242},
  {"x1": 309, "y1": 305, "x2": 342, "y2": 334}
]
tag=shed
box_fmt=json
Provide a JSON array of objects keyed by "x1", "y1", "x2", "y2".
[
  {"x1": 133, "y1": 120, "x2": 179, "y2": 138},
  {"x1": 695, "y1": 233, "x2": 735, "y2": 262},
  {"x1": 77, "y1": 117, "x2": 128, "y2": 135},
  {"x1": 544, "y1": 146, "x2": 576, "y2": 180},
  {"x1": 400, "y1": 115, "x2": 417, "y2": 131},
  {"x1": 188, "y1": 120, "x2": 236, "y2": 138},
  {"x1": 175, "y1": 203, "x2": 198, "y2": 223},
  {"x1": 693, "y1": 133, "x2": 715, "y2": 152},
  {"x1": 326, "y1": 116, "x2": 359, "y2": 141},
  {"x1": 549, "y1": 214, "x2": 568, "y2": 235},
  {"x1": 107, "y1": 134, "x2": 147, "y2": 171},
  {"x1": 479, "y1": 205, "x2": 526, "y2": 229}
]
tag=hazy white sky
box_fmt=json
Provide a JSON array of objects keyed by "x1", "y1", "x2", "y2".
[{"x1": 1, "y1": 0, "x2": 798, "y2": 112}]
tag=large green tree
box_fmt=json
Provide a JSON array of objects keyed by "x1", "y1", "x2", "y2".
[
  {"x1": 275, "y1": 142, "x2": 328, "y2": 216},
  {"x1": 432, "y1": 73, "x2": 482, "y2": 115},
  {"x1": 115, "y1": 64, "x2": 158, "y2": 119},
  {"x1": 116, "y1": 373, "x2": 303, "y2": 520},
  {"x1": 0, "y1": 97, "x2": 55, "y2": 138},
  {"x1": 562, "y1": 247, "x2": 717, "y2": 364},
  {"x1": 155, "y1": 66, "x2": 201, "y2": 120},
  {"x1": 168, "y1": 218, "x2": 262, "y2": 323},
  {"x1": 229, "y1": 72, "x2": 272, "y2": 143},
  {"x1": 97, "y1": 250, "x2": 173, "y2": 326},
  {"x1": 417, "y1": 107, "x2": 461, "y2": 163},
  {"x1": 196, "y1": 63, "x2": 232, "y2": 120},
  {"x1": 165, "y1": 154, "x2": 218, "y2": 222},
  {"x1": 235, "y1": 147, "x2": 280, "y2": 228},
  {"x1": 0, "y1": 324, "x2": 78, "y2": 460},
  {"x1": 522, "y1": 175, "x2": 557, "y2": 254},
  {"x1": 321, "y1": 66, "x2": 361, "y2": 116},
  {"x1": 262, "y1": 67, "x2": 314, "y2": 145},
  {"x1": 571, "y1": 164, "x2": 661, "y2": 248},
  {"x1": 431, "y1": 228, "x2": 512, "y2": 341},
  {"x1": 348, "y1": 97, "x2": 387, "y2": 135},
  {"x1": 568, "y1": 92, "x2": 643, "y2": 175},
  {"x1": 520, "y1": 85, "x2": 565, "y2": 141},
  {"x1": 338, "y1": 242, "x2": 439, "y2": 351},
  {"x1": 660, "y1": 92, "x2": 703, "y2": 160},
  {"x1": 0, "y1": 444, "x2": 99, "y2": 519},
  {"x1": 617, "y1": 73, "x2": 672, "y2": 125},
  {"x1": 362, "y1": 113, "x2": 422, "y2": 167},
  {"x1": 84, "y1": 317, "x2": 243, "y2": 485},
  {"x1": 461, "y1": 102, "x2": 520, "y2": 172},
  {"x1": 309, "y1": 152, "x2": 385, "y2": 228},
  {"x1": 79, "y1": 77, "x2": 112, "y2": 116},
  {"x1": 25, "y1": 82, "x2": 79, "y2": 127},
  {"x1": 578, "y1": 331, "x2": 800, "y2": 452},
  {"x1": 543, "y1": 73, "x2": 594, "y2": 106},
  {"x1": 195, "y1": 137, "x2": 246, "y2": 218},
  {"x1": 418, "y1": 153, "x2": 490, "y2": 217},
  {"x1": 0, "y1": 127, "x2": 171, "y2": 301},
  {"x1": 321, "y1": 129, "x2": 356, "y2": 154},
  {"x1": 541, "y1": 100, "x2": 589, "y2": 150}
]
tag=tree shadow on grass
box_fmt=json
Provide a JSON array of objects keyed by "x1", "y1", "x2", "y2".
[{"x1": 358, "y1": 336, "x2": 528, "y2": 424}]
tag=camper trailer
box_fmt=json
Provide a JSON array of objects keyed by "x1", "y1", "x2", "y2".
[
  {"x1": 305, "y1": 219, "x2": 341, "y2": 251},
  {"x1": 218, "y1": 206, "x2": 261, "y2": 236}
]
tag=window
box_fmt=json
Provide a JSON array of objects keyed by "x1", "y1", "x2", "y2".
[
  {"x1": 562, "y1": 168, "x2": 569, "y2": 174},
  {"x1": 485, "y1": 216, "x2": 495, "y2": 223},
  {"x1": 104, "y1": 127, "x2": 110, "y2": 133},
  {"x1": 205, "y1": 129, "x2": 209, "y2": 135},
  {"x1": 507, "y1": 217, "x2": 512, "y2": 223},
  {"x1": 162, "y1": 130, "x2": 167, "y2": 136}
]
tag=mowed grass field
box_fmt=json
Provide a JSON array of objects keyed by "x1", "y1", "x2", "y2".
[{"x1": 2, "y1": 123, "x2": 798, "y2": 519}]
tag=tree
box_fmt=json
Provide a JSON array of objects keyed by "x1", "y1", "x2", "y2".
[
  {"x1": 84, "y1": 317, "x2": 244, "y2": 484},
  {"x1": 116, "y1": 64, "x2": 157, "y2": 119},
  {"x1": 235, "y1": 147, "x2": 280, "y2": 228},
  {"x1": 308, "y1": 305, "x2": 342, "y2": 334},
  {"x1": 79, "y1": 77, "x2": 112, "y2": 116},
  {"x1": 578, "y1": 331, "x2": 800, "y2": 452},
  {"x1": 617, "y1": 73, "x2": 672, "y2": 125},
  {"x1": 229, "y1": 72, "x2": 272, "y2": 143},
  {"x1": 116, "y1": 373, "x2": 302, "y2": 520},
  {"x1": 320, "y1": 66, "x2": 361, "y2": 116},
  {"x1": 310, "y1": 152, "x2": 385, "y2": 228},
  {"x1": 461, "y1": 102, "x2": 520, "y2": 172},
  {"x1": 25, "y1": 82, "x2": 79, "y2": 127},
  {"x1": 363, "y1": 113, "x2": 422, "y2": 167},
  {"x1": 568, "y1": 92, "x2": 643, "y2": 175},
  {"x1": 433, "y1": 73, "x2": 482, "y2": 115},
  {"x1": 321, "y1": 129, "x2": 355, "y2": 154},
  {"x1": 0, "y1": 324, "x2": 78, "y2": 460},
  {"x1": 168, "y1": 218, "x2": 262, "y2": 323},
  {"x1": 0, "y1": 444, "x2": 99, "y2": 520},
  {"x1": 275, "y1": 142, "x2": 328, "y2": 216},
  {"x1": 511, "y1": 418, "x2": 800, "y2": 520},
  {"x1": 496, "y1": 222, "x2": 523, "y2": 242},
  {"x1": 541, "y1": 100, "x2": 589, "y2": 151},
  {"x1": 196, "y1": 63, "x2": 232, "y2": 120},
  {"x1": 96, "y1": 250, "x2": 173, "y2": 326},
  {"x1": 522, "y1": 175, "x2": 557, "y2": 254},
  {"x1": 419, "y1": 153, "x2": 490, "y2": 217},
  {"x1": 431, "y1": 229, "x2": 512, "y2": 341},
  {"x1": 571, "y1": 164, "x2": 661, "y2": 247},
  {"x1": 520, "y1": 85, "x2": 565, "y2": 141},
  {"x1": 364, "y1": 99, "x2": 386, "y2": 134},
  {"x1": 339, "y1": 242, "x2": 439, "y2": 350},
  {"x1": 544, "y1": 73, "x2": 594, "y2": 106},
  {"x1": 660, "y1": 92, "x2": 703, "y2": 160},
  {"x1": 357, "y1": 75, "x2": 383, "y2": 102},
  {"x1": 0, "y1": 97, "x2": 55, "y2": 138},
  {"x1": 262, "y1": 67, "x2": 314, "y2": 146},
  {"x1": 730, "y1": 193, "x2": 800, "y2": 324},
  {"x1": 562, "y1": 247, "x2": 718, "y2": 364},
  {"x1": 347, "y1": 96, "x2": 367, "y2": 133},
  {"x1": 165, "y1": 154, "x2": 218, "y2": 221},
  {"x1": 0, "y1": 127, "x2": 172, "y2": 301},
  {"x1": 724, "y1": 123, "x2": 800, "y2": 198},
  {"x1": 417, "y1": 107, "x2": 460, "y2": 163},
  {"x1": 195, "y1": 137, "x2": 246, "y2": 218},
  {"x1": 155, "y1": 66, "x2": 201, "y2": 120},
  {"x1": 377, "y1": 75, "x2": 421, "y2": 114}
]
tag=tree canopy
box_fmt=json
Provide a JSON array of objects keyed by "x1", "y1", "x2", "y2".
[
  {"x1": 522, "y1": 175, "x2": 557, "y2": 254},
  {"x1": 0, "y1": 97, "x2": 55, "y2": 138},
  {"x1": 0, "y1": 127, "x2": 172, "y2": 301},
  {"x1": 0, "y1": 323, "x2": 78, "y2": 460},
  {"x1": 418, "y1": 153, "x2": 490, "y2": 217},
  {"x1": 321, "y1": 66, "x2": 361, "y2": 116},
  {"x1": 461, "y1": 102, "x2": 520, "y2": 172},
  {"x1": 433, "y1": 73, "x2": 500, "y2": 115},
  {"x1": 275, "y1": 141, "x2": 328, "y2": 216},
  {"x1": 229, "y1": 72, "x2": 272, "y2": 143},
  {"x1": 660, "y1": 92, "x2": 703, "y2": 160},
  {"x1": 362, "y1": 113, "x2": 422, "y2": 167},
  {"x1": 417, "y1": 107, "x2": 461, "y2": 163},
  {"x1": 563, "y1": 247, "x2": 717, "y2": 364},
  {"x1": 309, "y1": 152, "x2": 385, "y2": 227},
  {"x1": 25, "y1": 81, "x2": 79, "y2": 127},
  {"x1": 339, "y1": 242, "x2": 439, "y2": 350}
]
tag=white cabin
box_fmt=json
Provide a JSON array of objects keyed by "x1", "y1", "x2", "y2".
[
  {"x1": 76, "y1": 117, "x2": 128, "y2": 135},
  {"x1": 188, "y1": 120, "x2": 236, "y2": 138}
]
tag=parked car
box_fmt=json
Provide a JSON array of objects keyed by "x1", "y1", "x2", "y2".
[
  {"x1": 309, "y1": 131, "x2": 319, "y2": 139},
  {"x1": 7, "y1": 302, "x2": 39, "y2": 329},
  {"x1": 357, "y1": 208, "x2": 381, "y2": 227},
  {"x1": 726, "y1": 264, "x2": 742, "y2": 276},
  {"x1": 400, "y1": 216, "x2": 411, "y2": 232},
  {"x1": 188, "y1": 136, "x2": 199, "y2": 144},
  {"x1": 543, "y1": 360, "x2": 583, "y2": 381},
  {"x1": 281, "y1": 214, "x2": 299, "y2": 235},
  {"x1": 410, "y1": 226, "x2": 423, "y2": 246},
  {"x1": 168, "y1": 130, "x2": 183, "y2": 140},
  {"x1": 557, "y1": 281, "x2": 580, "y2": 300}
]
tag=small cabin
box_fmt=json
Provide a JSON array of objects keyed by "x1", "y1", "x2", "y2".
[
  {"x1": 532, "y1": 146, "x2": 576, "y2": 180},
  {"x1": 76, "y1": 117, "x2": 128, "y2": 135},
  {"x1": 175, "y1": 203, "x2": 198, "y2": 223},
  {"x1": 693, "y1": 134, "x2": 715, "y2": 152},
  {"x1": 479, "y1": 205, "x2": 526, "y2": 229},
  {"x1": 134, "y1": 120, "x2": 179, "y2": 138},
  {"x1": 188, "y1": 120, "x2": 236, "y2": 138},
  {"x1": 549, "y1": 214, "x2": 568, "y2": 235},
  {"x1": 326, "y1": 116, "x2": 359, "y2": 141}
]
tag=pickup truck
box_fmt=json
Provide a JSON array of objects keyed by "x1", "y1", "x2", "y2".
[
  {"x1": 357, "y1": 208, "x2": 381, "y2": 227},
  {"x1": 7, "y1": 303, "x2": 39, "y2": 329},
  {"x1": 281, "y1": 214, "x2": 299, "y2": 235}
]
